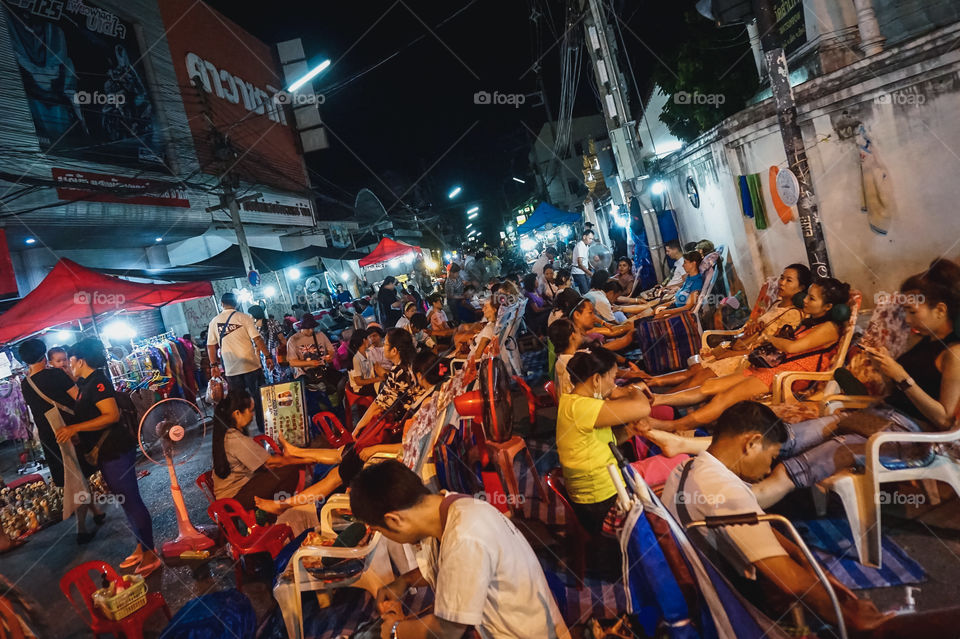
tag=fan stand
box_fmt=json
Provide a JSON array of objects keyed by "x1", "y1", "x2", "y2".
[{"x1": 162, "y1": 451, "x2": 214, "y2": 558}]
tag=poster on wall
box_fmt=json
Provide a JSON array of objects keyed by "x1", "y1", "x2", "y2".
[
  {"x1": 2, "y1": 0, "x2": 165, "y2": 168},
  {"x1": 261, "y1": 380, "x2": 308, "y2": 447}
]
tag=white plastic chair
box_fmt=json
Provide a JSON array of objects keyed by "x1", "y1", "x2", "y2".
[{"x1": 812, "y1": 422, "x2": 960, "y2": 567}]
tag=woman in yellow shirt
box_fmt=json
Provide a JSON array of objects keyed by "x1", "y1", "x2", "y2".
[{"x1": 557, "y1": 346, "x2": 651, "y2": 534}]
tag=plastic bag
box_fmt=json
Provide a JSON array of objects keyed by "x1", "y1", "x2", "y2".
[{"x1": 205, "y1": 376, "x2": 227, "y2": 404}]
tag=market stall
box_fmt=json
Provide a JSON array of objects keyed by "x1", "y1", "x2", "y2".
[{"x1": 515, "y1": 202, "x2": 581, "y2": 260}]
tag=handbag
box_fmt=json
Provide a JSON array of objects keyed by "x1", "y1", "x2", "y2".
[
  {"x1": 302, "y1": 332, "x2": 340, "y2": 391},
  {"x1": 747, "y1": 323, "x2": 833, "y2": 369}
]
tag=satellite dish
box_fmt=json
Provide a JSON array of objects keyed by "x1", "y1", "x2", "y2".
[
  {"x1": 355, "y1": 188, "x2": 389, "y2": 225},
  {"x1": 305, "y1": 276, "x2": 324, "y2": 293},
  {"x1": 588, "y1": 242, "x2": 613, "y2": 272}
]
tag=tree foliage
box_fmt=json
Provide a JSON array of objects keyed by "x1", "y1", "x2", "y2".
[{"x1": 645, "y1": 10, "x2": 760, "y2": 142}]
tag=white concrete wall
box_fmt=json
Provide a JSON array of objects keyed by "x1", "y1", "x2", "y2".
[{"x1": 659, "y1": 23, "x2": 960, "y2": 306}]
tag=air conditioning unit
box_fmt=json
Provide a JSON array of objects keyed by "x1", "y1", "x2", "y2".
[{"x1": 609, "y1": 124, "x2": 643, "y2": 181}]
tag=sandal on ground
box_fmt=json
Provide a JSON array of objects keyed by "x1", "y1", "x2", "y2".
[
  {"x1": 119, "y1": 551, "x2": 143, "y2": 568},
  {"x1": 135, "y1": 555, "x2": 163, "y2": 577}
]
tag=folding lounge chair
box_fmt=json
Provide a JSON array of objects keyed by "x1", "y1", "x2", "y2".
[{"x1": 606, "y1": 444, "x2": 846, "y2": 639}]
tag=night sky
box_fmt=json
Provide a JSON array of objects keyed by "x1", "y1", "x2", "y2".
[{"x1": 205, "y1": 1, "x2": 666, "y2": 243}]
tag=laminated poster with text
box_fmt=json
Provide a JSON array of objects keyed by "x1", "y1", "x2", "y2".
[{"x1": 261, "y1": 380, "x2": 308, "y2": 447}]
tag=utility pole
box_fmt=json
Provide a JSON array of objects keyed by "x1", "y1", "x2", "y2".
[
  {"x1": 751, "y1": 0, "x2": 832, "y2": 277},
  {"x1": 580, "y1": 0, "x2": 641, "y2": 249},
  {"x1": 192, "y1": 76, "x2": 256, "y2": 278}
]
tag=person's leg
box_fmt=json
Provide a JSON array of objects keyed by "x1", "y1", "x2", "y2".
[
  {"x1": 670, "y1": 367, "x2": 718, "y2": 392},
  {"x1": 573, "y1": 274, "x2": 589, "y2": 294},
  {"x1": 255, "y1": 466, "x2": 344, "y2": 515},
  {"x1": 645, "y1": 366, "x2": 699, "y2": 388},
  {"x1": 650, "y1": 376, "x2": 771, "y2": 431},
  {"x1": 571, "y1": 495, "x2": 618, "y2": 537},
  {"x1": 232, "y1": 465, "x2": 303, "y2": 511},
  {"x1": 643, "y1": 430, "x2": 711, "y2": 457},
  {"x1": 99, "y1": 450, "x2": 156, "y2": 551},
  {"x1": 277, "y1": 434, "x2": 342, "y2": 464},
  {"x1": 244, "y1": 370, "x2": 266, "y2": 433}
]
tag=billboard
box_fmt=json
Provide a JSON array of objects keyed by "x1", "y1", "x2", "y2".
[
  {"x1": 2, "y1": 0, "x2": 166, "y2": 169},
  {"x1": 51, "y1": 167, "x2": 190, "y2": 207},
  {"x1": 158, "y1": 0, "x2": 308, "y2": 194}
]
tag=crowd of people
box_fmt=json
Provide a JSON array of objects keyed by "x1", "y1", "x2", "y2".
[{"x1": 12, "y1": 225, "x2": 960, "y2": 637}]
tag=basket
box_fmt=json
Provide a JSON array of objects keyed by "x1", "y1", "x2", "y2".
[{"x1": 92, "y1": 575, "x2": 147, "y2": 621}]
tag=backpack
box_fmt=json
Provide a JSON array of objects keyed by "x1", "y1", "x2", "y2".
[{"x1": 433, "y1": 421, "x2": 483, "y2": 495}]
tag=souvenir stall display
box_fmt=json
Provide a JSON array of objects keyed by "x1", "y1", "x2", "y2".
[{"x1": 0, "y1": 472, "x2": 106, "y2": 543}]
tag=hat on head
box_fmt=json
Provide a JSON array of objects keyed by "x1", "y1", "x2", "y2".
[{"x1": 300, "y1": 312, "x2": 319, "y2": 329}]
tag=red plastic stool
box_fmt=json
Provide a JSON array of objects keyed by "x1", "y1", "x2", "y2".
[
  {"x1": 343, "y1": 387, "x2": 374, "y2": 432},
  {"x1": 485, "y1": 436, "x2": 548, "y2": 517}
]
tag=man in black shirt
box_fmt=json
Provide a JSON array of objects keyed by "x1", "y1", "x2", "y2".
[{"x1": 18, "y1": 339, "x2": 103, "y2": 542}]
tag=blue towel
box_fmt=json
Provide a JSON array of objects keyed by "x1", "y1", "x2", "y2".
[
  {"x1": 794, "y1": 518, "x2": 926, "y2": 590},
  {"x1": 738, "y1": 175, "x2": 754, "y2": 218}
]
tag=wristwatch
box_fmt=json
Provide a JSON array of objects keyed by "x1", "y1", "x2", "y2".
[
  {"x1": 895, "y1": 376, "x2": 915, "y2": 392},
  {"x1": 390, "y1": 621, "x2": 401, "y2": 639}
]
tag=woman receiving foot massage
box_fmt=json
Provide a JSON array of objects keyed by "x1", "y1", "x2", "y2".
[
  {"x1": 643, "y1": 277, "x2": 852, "y2": 432},
  {"x1": 650, "y1": 259, "x2": 960, "y2": 506},
  {"x1": 255, "y1": 332, "x2": 451, "y2": 524},
  {"x1": 644, "y1": 263, "x2": 811, "y2": 391}
]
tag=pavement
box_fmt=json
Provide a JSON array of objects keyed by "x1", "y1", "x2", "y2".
[{"x1": 2, "y1": 407, "x2": 960, "y2": 638}]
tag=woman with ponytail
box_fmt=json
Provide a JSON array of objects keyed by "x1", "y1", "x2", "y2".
[
  {"x1": 644, "y1": 277, "x2": 852, "y2": 431},
  {"x1": 211, "y1": 389, "x2": 313, "y2": 510}
]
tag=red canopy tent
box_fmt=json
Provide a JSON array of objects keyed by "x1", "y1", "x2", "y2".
[
  {"x1": 357, "y1": 237, "x2": 422, "y2": 267},
  {"x1": 0, "y1": 259, "x2": 214, "y2": 344}
]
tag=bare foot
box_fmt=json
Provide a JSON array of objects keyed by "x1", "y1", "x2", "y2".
[
  {"x1": 255, "y1": 496, "x2": 293, "y2": 515},
  {"x1": 644, "y1": 429, "x2": 709, "y2": 458}
]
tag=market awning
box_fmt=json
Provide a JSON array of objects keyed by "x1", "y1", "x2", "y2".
[
  {"x1": 0, "y1": 259, "x2": 213, "y2": 344},
  {"x1": 93, "y1": 244, "x2": 366, "y2": 282},
  {"x1": 516, "y1": 202, "x2": 581, "y2": 232},
  {"x1": 358, "y1": 237, "x2": 422, "y2": 267}
]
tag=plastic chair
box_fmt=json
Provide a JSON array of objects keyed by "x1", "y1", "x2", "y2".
[
  {"x1": 544, "y1": 469, "x2": 595, "y2": 585},
  {"x1": 60, "y1": 560, "x2": 171, "y2": 639},
  {"x1": 253, "y1": 435, "x2": 306, "y2": 494},
  {"x1": 484, "y1": 435, "x2": 548, "y2": 517},
  {"x1": 812, "y1": 421, "x2": 960, "y2": 568},
  {"x1": 510, "y1": 376, "x2": 539, "y2": 426},
  {"x1": 343, "y1": 387, "x2": 374, "y2": 432},
  {"x1": 543, "y1": 380, "x2": 558, "y2": 405},
  {"x1": 770, "y1": 291, "x2": 863, "y2": 403},
  {"x1": 311, "y1": 411, "x2": 354, "y2": 447},
  {"x1": 195, "y1": 471, "x2": 215, "y2": 505},
  {"x1": 0, "y1": 595, "x2": 27, "y2": 639},
  {"x1": 207, "y1": 499, "x2": 294, "y2": 592}
]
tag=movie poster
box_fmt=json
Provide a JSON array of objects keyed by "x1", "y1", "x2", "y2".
[{"x1": 2, "y1": 0, "x2": 166, "y2": 168}]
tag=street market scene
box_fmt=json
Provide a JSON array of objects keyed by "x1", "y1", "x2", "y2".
[{"x1": 3, "y1": 0, "x2": 960, "y2": 637}]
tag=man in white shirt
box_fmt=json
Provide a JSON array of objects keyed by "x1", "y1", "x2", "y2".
[
  {"x1": 531, "y1": 246, "x2": 557, "y2": 279},
  {"x1": 662, "y1": 401, "x2": 889, "y2": 634},
  {"x1": 570, "y1": 229, "x2": 594, "y2": 294},
  {"x1": 350, "y1": 461, "x2": 570, "y2": 639},
  {"x1": 663, "y1": 239, "x2": 686, "y2": 288},
  {"x1": 207, "y1": 293, "x2": 272, "y2": 432}
]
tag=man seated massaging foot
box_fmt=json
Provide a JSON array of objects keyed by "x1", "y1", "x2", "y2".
[
  {"x1": 640, "y1": 277, "x2": 851, "y2": 433},
  {"x1": 351, "y1": 460, "x2": 570, "y2": 639},
  {"x1": 661, "y1": 401, "x2": 894, "y2": 636},
  {"x1": 643, "y1": 263, "x2": 811, "y2": 392}
]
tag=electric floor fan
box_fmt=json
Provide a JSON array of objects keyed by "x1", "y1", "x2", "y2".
[{"x1": 138, "y1": 398, "x2": 214, "y2": 557}]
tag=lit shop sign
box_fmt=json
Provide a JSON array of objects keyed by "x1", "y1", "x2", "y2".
[{"x1": 185, "y1": 53, "x2": 287, "y2": 125}]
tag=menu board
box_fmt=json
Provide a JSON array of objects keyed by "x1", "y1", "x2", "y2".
[{"x1": 261, "y1": 380, "x2": 308, "y2": 446}]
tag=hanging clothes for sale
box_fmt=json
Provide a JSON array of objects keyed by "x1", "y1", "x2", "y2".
[{"x1": 0, "y1": 377, "x2": 31, "y2": 442}]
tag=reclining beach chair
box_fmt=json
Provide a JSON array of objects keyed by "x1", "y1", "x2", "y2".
[{"x1": 606, "y1": 444, "x2": 846, "y2": 639}]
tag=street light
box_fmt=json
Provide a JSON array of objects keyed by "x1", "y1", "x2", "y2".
[
  {"x1": 467, "y1": 206, "x2": 479, "y2": 214},
  {"x1": 288, "y1": 267, "x2": 302, "y2": 280},
  {"x1": 25, "y1": 238, "x2": 36, "y2": 245},
  {"x1": 651, "y1": 180, "x2": 667, "y2": 195},
  {"x1": 512, "y1": 177, "x2": 526, "y2": 184},
  {"x1": 448, "y1": 186, "x2": 462, "y2": 199},
  {"x1": 288, "y1": 59, "x2": 331, "y2": 92},
  {"x1": 466, "y1": 223, "x2": 473, "y2": 229},
  {"x1": 506, "y1": 225, "x2": 514, "y2": 232},
  {"x1": 264, "y1": 285, "x2": 277, "y2": 298},
  {"x1": 154, "y1": 237, "x2": 162, "y2": 242},
  {"x1": 468, "y1": 212, "x2": 478, "y2": 220}
]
